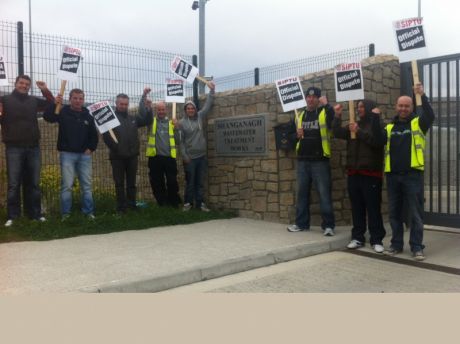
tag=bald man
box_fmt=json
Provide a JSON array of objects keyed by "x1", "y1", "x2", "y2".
[
  {"x1": 141, "y1": 100, "x2": 181, "y2": 208},
  {"x1": 382, "y1": 83, "x2": 434, "y2": 260}
]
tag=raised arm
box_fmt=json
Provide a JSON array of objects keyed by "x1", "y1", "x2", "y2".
[
  {"x1": 332, "y1": 103, "x2": 350, "y2": 140},
  {"x1": 197, "y1": 81, "x2": 216, "y2": 119},
  {"x1": 136, "y1": 87, "x2": 154, "y2": 127}
]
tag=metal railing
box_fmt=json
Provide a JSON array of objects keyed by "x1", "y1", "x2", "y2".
[
  {"x1": 213, "y1": 44, "x2": 375, "y2": 92},
  {"x1": 0, "y1": 20, "x2": 195, "y2": 213}
]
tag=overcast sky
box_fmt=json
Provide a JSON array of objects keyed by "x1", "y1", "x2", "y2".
[{"x1": 2, "y1": 0, "x2": 459, "y2": 77}]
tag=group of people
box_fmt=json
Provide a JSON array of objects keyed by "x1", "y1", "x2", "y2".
[
  {"x1": 287, "y1": 84, "x2": 434, "y2": 261},
  {"x1": 0, "y1": 74, "x2": 435, "y2": 261},
  {"x1": 0, "y1": 74, "x2": 216, "y2": 226}
]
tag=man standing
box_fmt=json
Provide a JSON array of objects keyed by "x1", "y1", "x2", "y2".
[
  {"x1": 179, "y1": 81, "x2": 215, "y2": 212},
  {"x1": 44, "y1": 89, "x2": 98, "y2": 219},
  {"x1": 102, "y1": 90, "x2": 153, "y2": 213},
  {"x1": 0, "y1": 75, "x2": 54, "y2": 227},
  {"x1": 383, "y1": 83, "x2": 434, "y2": 260},
  {"x1": 287, "y1": 86, "x2": 336, "y2": 236},
  {"x1": 141, "y1": 101, "x2": 181, "y2": 208}
]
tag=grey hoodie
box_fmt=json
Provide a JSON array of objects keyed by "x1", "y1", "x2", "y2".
[{"x1": 179, "y1": 90, "x2": 215, "y2": 161}]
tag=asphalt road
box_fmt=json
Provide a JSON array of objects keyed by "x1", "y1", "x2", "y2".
[{"x1": 166, "y1": 251, "x2": 460, "y2": 293}]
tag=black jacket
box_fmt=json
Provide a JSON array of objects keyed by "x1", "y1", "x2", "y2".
[
  {"x1": 43, "y1": 104, "x2": 98, "y2": 153},
  {"x1": 332, "y1": 100, "x2": 384, "y2": 171},
  {"x1": 0, "y1": 89, "x2": 54, "y2": 147},
  {"x1": 102, "y1": 105, "x2": 153, "y2": 159}
]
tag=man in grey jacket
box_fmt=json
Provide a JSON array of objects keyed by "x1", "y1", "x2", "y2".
[{"x1": 179, "y1": 81, "x2": 215, "y2": 211}]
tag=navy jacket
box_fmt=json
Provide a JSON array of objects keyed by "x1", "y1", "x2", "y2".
[{"x1": 44, "y1": 104, "x2": 98, "y2": 153}]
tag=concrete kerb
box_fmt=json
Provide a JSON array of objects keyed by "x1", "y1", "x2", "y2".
[{"x1": 80, "y1": 232, "x2": 350, "y2": 293}]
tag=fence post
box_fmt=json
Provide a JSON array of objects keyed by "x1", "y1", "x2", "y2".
[
  {"x1": 17, "y1": 21, "x2": 24, "y2": 75},
  {"x1": 254, "y1": 67, "x2": 260, "y2": 86},
  {"x1": 368, "y1": 43, "x2": 375, "y2": 57},
  {"x1": 192, "y1": 54, "x2": 200, "y2": 109}
]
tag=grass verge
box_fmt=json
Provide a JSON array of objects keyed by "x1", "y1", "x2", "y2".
[{"x1": 0, "y1": 201, "x2": 236, "y2": 243}]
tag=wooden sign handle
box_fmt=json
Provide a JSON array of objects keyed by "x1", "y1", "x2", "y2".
[
  {"x1": 195, "y1": 75, "x2": 211, "y2": 87},
  {"x1": 55, "y1": 80, "x2": 67, "y2": 114},
  {"x1": 349, "y1": 100, "x2": 356, "y2": 140},
  {"x1": 109, "y1": 129, "x2": 118, "y2": 144},
  {"x1": 411, "y1": 60, "x2": 422, "y2": 106},
  {"x1": 172, "y1": 102, "x2": 177, "y2": 120}
]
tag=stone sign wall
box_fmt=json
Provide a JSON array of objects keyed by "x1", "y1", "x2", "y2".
[{"x1": 204, "y1": 55, "x2": 401, "y2": 225}]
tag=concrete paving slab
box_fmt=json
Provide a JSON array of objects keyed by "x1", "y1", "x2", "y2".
[{"x1": 0, "y1": 218, "x2": 349, "y2": 294}]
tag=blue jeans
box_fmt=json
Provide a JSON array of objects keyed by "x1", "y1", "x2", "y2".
[
  {"x1": 60, "y1": 152, "x2": 94, "y2": 215},
  {"x1": 295, "y1": 160, "x2": 335, "y2": 229},
  {"x1": 183, "y1": 156, "x2": 207, "y2": 207},
  {"x1": 386, "y1": 171, "x2": 425, "y2": 252},
  {"x1": 5, "y1": 146, "x2": 42, "y2": 219}
]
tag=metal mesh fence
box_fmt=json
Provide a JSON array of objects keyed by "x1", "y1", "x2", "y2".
[
  {"x1": 0, "y1": 20, "x2": 193, "y2": 214},
  {"x1": 214, "y1": 44, "x2": 373, "y2": 92}
]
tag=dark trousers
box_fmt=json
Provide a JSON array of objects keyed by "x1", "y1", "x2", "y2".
[
  {"x1": 183, "y1": 156, "x2": 207, "y2": 207},
  {"x1": 5, "y1": 146, "x2": 42, "y2": 220},
  {"x1": 347, "y1": 174, "x2": 386, "y2": 245},
  {"x1": 148, "y1": 156, "x2": 180, "y2": 207},
  {"x1": 111, "y1": 156, "x2": 138, "y2": 212},
  {"x1": 386, "y1": 171, "x2": 425, "y2": 252}
]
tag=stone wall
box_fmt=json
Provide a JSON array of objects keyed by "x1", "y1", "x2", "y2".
[{"x1": 204, "y1": 55, "x2": 401, "y2": 225}]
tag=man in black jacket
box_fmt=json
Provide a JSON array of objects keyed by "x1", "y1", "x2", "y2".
[
  {"x1": 0, "y1": 75, "x2": 54, "y2": 227},
  {"x1": 286, "y1": 87, "x2": 336, "y2": 236},
  {"x1": 333, "y1": 99, "x2": 386, "y2": 253},
  {"x1": 44, "y1": 89, "x2": 98, "y2": 219},
  {"x1": 102, "y1": 90, "x2": 153, "y2": 213},
  {"x1": 381, "y1": 83, "x2": 434, "y2": 261}
]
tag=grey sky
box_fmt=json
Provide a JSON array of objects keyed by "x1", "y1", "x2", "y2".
[{"x1": 2, "y1": 0, "x2": 459, "y2": 77}]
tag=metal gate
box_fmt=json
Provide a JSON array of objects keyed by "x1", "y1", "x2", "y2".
[{"x1": 419, "y1": 54, "x2": 460, "y2": 227}]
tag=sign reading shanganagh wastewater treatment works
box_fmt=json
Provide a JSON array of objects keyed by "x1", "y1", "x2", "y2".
[{"x1": 214, "y1": 114, "x2": 267, "y2": 156}]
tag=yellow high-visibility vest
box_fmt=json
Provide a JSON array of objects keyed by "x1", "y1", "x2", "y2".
[
  {"x1": 295, "y1": 108, "x2": 331, "y2": 157},
  {"x1": 384, "y1": 117, "x2": 425, "y2": 172},
  {"x1": 146, "y1": 117, "x2": 177, "y2": 158}
]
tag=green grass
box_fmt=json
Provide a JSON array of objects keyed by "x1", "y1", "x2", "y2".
[{"x1": 0, "y1": 199, "x2": 236, "y2": 243}]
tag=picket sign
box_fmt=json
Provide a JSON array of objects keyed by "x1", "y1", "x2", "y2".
[
  {"x1": 0, "y1": 54, "x2": 8, "y2": 87},
  {"x1": 393, "y1": 17, "x2": 427, "y2": 106},
  {"x1": 334, "y1": 63, "x2": 365, "y2": 139},
  {"x1": 55, "y1": 46, "x2": 82, "y2": 114},
  {"x1": 88, "y1": 100, "x2": 120, "y2": 144},
  {"x1": 170, "y1": 56, "x2": 211, "y2": 87},
  {"x1": 275, "y1": 76, "x2": 306, "y2": 136}
]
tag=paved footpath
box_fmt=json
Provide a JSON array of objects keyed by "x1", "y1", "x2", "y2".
[{"x1": 0, "y1": 218, "x2": 458, "y2": 294}]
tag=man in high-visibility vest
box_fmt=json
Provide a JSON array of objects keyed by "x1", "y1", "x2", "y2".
[
  {"x1": 287, "y1": 86, "x2": 336, "y2": 236},
  {"x1": 141, "y1": 101, "x2": 181, "y2": 208},
  {"x1": 382, "y1": 83, "x2": 434, "y2": 261}
]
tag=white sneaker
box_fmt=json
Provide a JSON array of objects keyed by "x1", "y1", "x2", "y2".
[
  {"x1": 372, "y1": 244, "x2": 385, "y2": 253},
  {"x1": 182, "y1": 203, "x2": 192, "y2": 212},
  {"x1": 200, "y1": 203, "x2": 210, "y2": 212},
  {"x1": 87, "y1": 214, "x2": 96, "y2": 220},
  {"x1": 347, "y1": 239, "x2": 363, "y2": 249},
  {"x1": 4, "y1": 219, "x2": 13, "y2": 227},
  {"x1": 287, "y1": 224, "x2": 306, "y2": 232},
  {"x1": 323, "y1": 228, "x2": 335, "y2": 236},
  {"x1": 37, "y1": 216, "x2": 46, "y2": 222}
]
